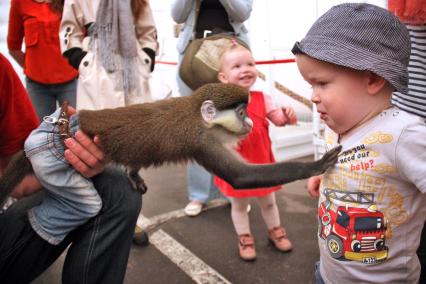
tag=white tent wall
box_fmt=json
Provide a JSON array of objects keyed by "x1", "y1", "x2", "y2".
[{"x1": 1, "y1": 0, "x2": 386, "y2": 161}]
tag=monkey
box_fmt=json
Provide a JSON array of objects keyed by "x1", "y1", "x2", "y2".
[{"x1": 0, "y1": 83, "x2": 341, "y2": 206}]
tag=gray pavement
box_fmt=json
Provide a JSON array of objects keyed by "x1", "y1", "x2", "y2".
[{"x1": 34, "y1": 160, "x2": 320, "y2": 284}]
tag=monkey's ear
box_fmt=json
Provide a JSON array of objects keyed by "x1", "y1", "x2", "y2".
[{"x1": 201, "y1": 100, "x2": 217, "y2": 123}]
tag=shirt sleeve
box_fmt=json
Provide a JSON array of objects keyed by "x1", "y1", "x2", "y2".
[
  {"x1": 7, "y1": 0, "x2": 24, "y2": 50},
  {"x1": 171, "y1": 0, "x2": 194, "y2": 23},
  {"x1": 135, "y1": 4, "x2": 159, "y2": 53},
  {"x1": 0, "y1": 54, "x2": 39, "y2": 156},
  {"x1": 395, "y1": 122, "x2": 426, "y2": 193},
  {"x1": 219, "y1": 0, "x2": 253, "y2": 22}
]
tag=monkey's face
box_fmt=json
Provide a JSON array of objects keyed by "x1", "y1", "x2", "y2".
[{"x1": 200, "y1": 100, "x2": 253, "y2": 137}]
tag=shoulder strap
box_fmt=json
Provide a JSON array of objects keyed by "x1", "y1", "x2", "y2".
[{"x1": 191, "y1": 0, "x2": 201, "y2": 40}]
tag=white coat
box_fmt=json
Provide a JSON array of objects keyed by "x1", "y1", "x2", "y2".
[{"x1": 60, "y1": 0, "x2": 159, "y2": 110}]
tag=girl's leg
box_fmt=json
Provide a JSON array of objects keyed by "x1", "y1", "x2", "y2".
[
  {"x1": 257, "y1": 193, "x2": 292, "y2": 252},
  {"x1": 256, "y1": 193, "x2": 280, "y2": 230},
  {"x1": 230, "y1": 197, "x2": 250, "y2": 235},
  {"x1": 230, "y1": 197, "x2": 256, "y2": 261}
]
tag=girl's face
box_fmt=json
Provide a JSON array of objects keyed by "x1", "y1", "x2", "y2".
[
  {"x1": 296, "y1": 54, "x2": 374, "y2": 135},
  {"x1": 218, "y1": 47, "x2": 257, "y2": 90}
]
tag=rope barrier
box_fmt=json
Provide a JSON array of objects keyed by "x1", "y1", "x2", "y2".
[
  {"x1": 155, "y1": 58, "x2": 312, "y2": 111},
  {"x1": 256, "y1": 70, "x2": 312, "y2": 110},
  {"x1": 155, "y1": 58, "x2": 296, "y2": 66}
]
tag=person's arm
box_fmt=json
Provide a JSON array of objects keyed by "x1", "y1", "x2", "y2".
[
  {"x1": 218, "y1": 0, "x2": 253, "y2": 22},
  {"x1": 7, "y1": 0, "x2": 25, "y2": 68},
  {"x1": 264, "y1": 94, "x2": 298, "y2": 126},
  {"x1": 60, "y1": 0, "x2": 87, "y2": 69},
  {"x1": 171, "y1": 0, "x2": 195, "y2": 23},
  {"x1": 135, "y1": 3, "x2": 159, "y2": 72},
  {"x1": 306, "y1": 175, "x2": 322, "y2": 198}
]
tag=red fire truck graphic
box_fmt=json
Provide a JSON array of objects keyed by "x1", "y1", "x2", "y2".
[{"x1": 318, "y1": 188, "x2": 388, "y2": 264}]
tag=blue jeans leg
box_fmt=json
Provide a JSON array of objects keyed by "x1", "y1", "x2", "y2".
[
  {"x1": 26, "y1": 77, "x2": 77, "y2": 121},
  {"x1": 314, "y1": 261, "x2": 325, "y2": 284},
  {"x1": 187, "y1": 162, "x2": 222, "y2": 203},
  {"x1": 0, "y1": 166, "x2": 141, "y2": 284},
  {"x1": 176, "y1": 57, "x2": 222, "y2": 203}
]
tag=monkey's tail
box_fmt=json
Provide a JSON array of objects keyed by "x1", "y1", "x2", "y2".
[{"x1": 0, "y1": 150, "x2": 33, "y2": 206}]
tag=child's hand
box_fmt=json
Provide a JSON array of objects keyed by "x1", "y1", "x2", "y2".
[
  {"x1": 306, "y1": 175, "x2": 322, "y2": 198},
  {"x1": 283, "y1": 107, "x2": 298, "y2": 125}
]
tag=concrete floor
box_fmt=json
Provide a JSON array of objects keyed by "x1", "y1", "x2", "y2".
[{"x1": 33, "y1": 161, "x2": 320, "y2": 284}]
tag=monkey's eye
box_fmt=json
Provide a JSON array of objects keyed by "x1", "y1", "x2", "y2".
[{"x1": 235, "y1": 104, "x2": 247, "y2": 118}]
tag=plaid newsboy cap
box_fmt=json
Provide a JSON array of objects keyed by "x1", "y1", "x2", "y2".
[{"x1": 292, "y1": 3, "x2": 411, "y2": 94}]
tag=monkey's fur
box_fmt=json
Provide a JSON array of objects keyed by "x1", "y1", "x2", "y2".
[{"x1": 0, "y1": 83, "x2": 341, "y2": 205}]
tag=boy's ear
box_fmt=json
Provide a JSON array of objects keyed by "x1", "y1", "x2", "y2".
[
  {"x1": 217, "y1": 72, "x2": 228, "y2": 83},
  {"x1": 366, "y1": 71, "x2": 388, "y2": 95}
]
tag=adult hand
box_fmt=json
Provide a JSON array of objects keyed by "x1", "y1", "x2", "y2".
[
  {"x1": 283, "y1": 107, "x2": 298, "y2": 125},
  {"x1": 63, "y1": 106, "x2": 107, "y2": 178},
  {"x1": 306, "y1": 175, "x2": 322, "y2": 198},
  {"x1": 64, "y1": 131, "x2": 107, "y2": 178}
]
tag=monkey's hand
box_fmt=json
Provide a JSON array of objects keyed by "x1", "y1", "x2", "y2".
[
  {"x1": 127, "y1": 169, "x2": 148, "y2": 194},
  {"x1": 311, "y1": 145, "x2": 342, "y2": 175}
]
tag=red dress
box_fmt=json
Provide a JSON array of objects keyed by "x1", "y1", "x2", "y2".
[{"x1": 214, "y1": 91, "x2": 282, "y2": 197}]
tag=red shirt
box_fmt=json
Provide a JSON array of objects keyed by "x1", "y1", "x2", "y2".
[
  {"x1": 7, "y1": 0, "x2": 78, "y2": 84},
  {"x1": 214, "y1": 91, "x2": 281, "y2": 198},
  {"x1": 0, "y1": 53, "x2": 39, "y2": 156}
]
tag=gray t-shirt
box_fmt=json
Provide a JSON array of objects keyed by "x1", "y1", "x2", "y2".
[{"x1": 318, "y1": 108, "x2": 426, "y2": 284}]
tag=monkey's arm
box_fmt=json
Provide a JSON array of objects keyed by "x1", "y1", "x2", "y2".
[
  {"x1": 197, "y1": 145, "x2": 341, "y2": 189},
  {"x1": 0, "y1": 150, "x2": 33, "y2": 206}
]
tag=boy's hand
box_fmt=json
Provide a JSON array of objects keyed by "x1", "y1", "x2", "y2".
[
  {"x1": 306, "y1": 175, "x2": 322, "y2": 198},
  {"x1": 283, "y1": 107, "x2": 298, "y2": 125}
]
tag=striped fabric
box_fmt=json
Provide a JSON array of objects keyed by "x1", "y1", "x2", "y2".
[{"x1": 392, "y1": 24, "x2": 426, "y2": 119}]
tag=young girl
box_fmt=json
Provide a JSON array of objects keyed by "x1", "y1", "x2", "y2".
[
  {"x1": 214, "y1": 42, "x2": 298, "y2": 261},
  {"x1": 60, "y1": 0, "x2": 158, "y2": 110}
]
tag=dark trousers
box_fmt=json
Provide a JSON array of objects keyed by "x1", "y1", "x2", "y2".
[{"x1": 0, "y1": 166, "x2": 142, "y2": 284}]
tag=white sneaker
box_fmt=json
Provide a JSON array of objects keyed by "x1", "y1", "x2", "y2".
[
  {"x1": 184, "y1": 201, "x2": 203, "y2": 217},
  {"x1": 247, "y1": 204, "x2": 251, "y2": 213}
]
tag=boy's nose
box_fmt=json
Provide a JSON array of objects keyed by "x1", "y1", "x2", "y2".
[{"x1": 311, "y1": 93, "x2": 320, "y2": 104}]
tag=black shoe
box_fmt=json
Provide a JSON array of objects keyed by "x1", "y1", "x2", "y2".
[{"x1": 133, "y1": 226, "x2": 150, "y2": 246}]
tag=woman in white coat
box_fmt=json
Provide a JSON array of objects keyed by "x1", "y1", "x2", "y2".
[
  {"x1": 60, "y1": 0, "x2": 159, "y2": 110},
  {"x1": 171, "y1": 0, "x2": 253, "y2": 216}
]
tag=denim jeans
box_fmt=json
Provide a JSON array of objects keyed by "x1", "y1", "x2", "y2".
[
  {"x1": 26, "y1": 77, "x2": 77, "y2": 121},
  {"x1": 24, "y1": 109, "x2": 101, "y2": 244},
  {"x1": 314, "y1": 261, "x2": 326, "y2": 284},
  {"x1": 176, "y1": 57, "x2": 222, "y2": 203},
  {"x1": 0, "y1": 166, "x2": 142, "y2": 284}
]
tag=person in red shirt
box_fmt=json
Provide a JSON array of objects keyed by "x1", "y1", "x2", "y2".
[
  {"x1": 0, "y1": 53, "x2": 141, "y2": 283},
  {"x1": 7, "y1": 0, "x2": 78, "y2": 121}
]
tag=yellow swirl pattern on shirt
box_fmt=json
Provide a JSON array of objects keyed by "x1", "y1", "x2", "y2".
[{"x1": 363, "y1": 131, "x2": 393, "y2": 144}]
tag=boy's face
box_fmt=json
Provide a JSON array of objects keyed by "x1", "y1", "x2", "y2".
[
  {"x1": 296, "y1": 54, "x2": 374, "y2": 135},
  {"x1": 218, "y1": 47, "x2": 257, "y2": 90}
]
